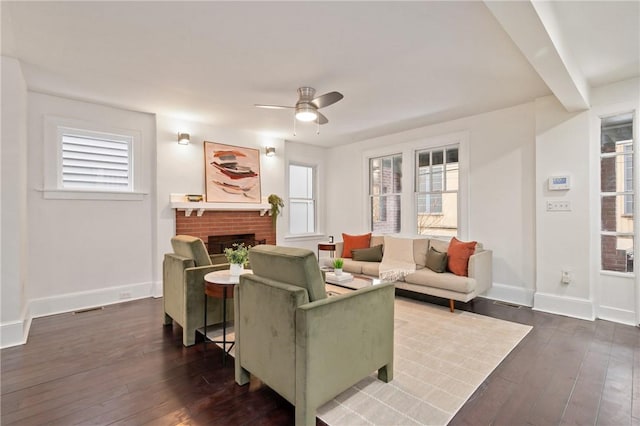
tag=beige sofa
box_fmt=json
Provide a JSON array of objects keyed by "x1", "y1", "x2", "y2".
[{"x1": 324, "y1": 235, "x2": 492, "y2": 312}]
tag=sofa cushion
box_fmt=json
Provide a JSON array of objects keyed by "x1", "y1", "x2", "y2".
[
  {"x1": 361, "y1": 262, "x2": 380, "y2": 277},
  {"x1": 342, "y1": 259, "x2": 364, "y2": 274},
  {"x1": 341, "y1": 233, "x2": 371, "y2": 258},
  {"x1": 370, "y1": 235, "x2": 385, "y2": 248},
  {"x1": 352, "y1": 244, "x2": 383, "y2": 262},
  {"x1": 404, "y1": 268, "x2": 476, "y2": 294},
  {"x1": 425, "y1": 246, "x2": 448, "y2": 273},
  {"x1": 413, "y1": 238, "x2": 430, "y2": 268},
  {"x1": 429, "y1": 237, "x2": 450, "y2": 254},
  {"x1": 447, "y1": 237, "x2": 477, "y2": 276}
]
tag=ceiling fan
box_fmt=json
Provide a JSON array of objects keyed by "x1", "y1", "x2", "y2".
[{"x1": 255, "y1": 87, "x2": 344, "y2": 125}]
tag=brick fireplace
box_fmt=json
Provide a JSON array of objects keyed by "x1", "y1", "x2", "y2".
[{"x1": 175, "y1": 210, "x2": 275, "y2": 252}]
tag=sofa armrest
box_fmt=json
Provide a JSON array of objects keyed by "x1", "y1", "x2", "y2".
[
  {"x1": 295, "y1": 283, "x2": 395, "y2": 409},
  {"x1": 468, "y1": 249, "x2": 492, "y2": 295},
  {"x1": 334, "y1": 241, "x2": 344, "y2": 258}
]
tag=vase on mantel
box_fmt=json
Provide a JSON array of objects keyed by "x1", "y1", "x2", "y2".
[{"x1": 230, "y1": 263, "x2": 244, "y2": 277}]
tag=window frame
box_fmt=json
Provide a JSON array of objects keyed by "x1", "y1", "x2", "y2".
[
  {"x1": 414, "y1": 144, "x2": 460, "y2": 236},
  {"x1": 287, "y1": 162, "x2": 317, "y2": 236},
  {"x1": 43, "y1": 116, "x2": 145, "y2": 200},
  {"x1": 599, "y1": 111, "x2": 635, "y2": 274},
  {"x1": 368, "y1": 153, "x2": 403, "y2": 234},
  {"x1": 362, "y1": 131, "x2": 469, "y2": 238}
]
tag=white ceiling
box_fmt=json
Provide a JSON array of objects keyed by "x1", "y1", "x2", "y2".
[{"x1": 2, "y1": 1, "x2": 638, "y2": 147}]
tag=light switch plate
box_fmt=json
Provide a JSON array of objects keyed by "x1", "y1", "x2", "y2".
[{"x1": 546, "y1": 200, "x2": 571, "y2": 211}]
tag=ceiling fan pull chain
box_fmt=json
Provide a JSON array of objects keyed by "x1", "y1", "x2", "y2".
[
  {"x1": 316, "y1": 118, "x2": 320, "y2": 135},
  {"x1": 293, "y1": 114, "x2": 297, "y2": 136}
]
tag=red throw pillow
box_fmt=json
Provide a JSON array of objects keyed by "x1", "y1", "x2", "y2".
[
  {"x1": 341, "y1": 233, "x2": 372, "y2": 258},
  {"x1": 447, "y1": 237, "x2": 477, "y2": 276}
]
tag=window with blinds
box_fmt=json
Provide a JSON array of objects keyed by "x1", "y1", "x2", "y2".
[{"x1": 59, "y1": 128, "x2": 133, "y2": 191}]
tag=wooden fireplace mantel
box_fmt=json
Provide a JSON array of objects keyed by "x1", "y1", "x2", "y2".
[{"x1": 170, "y1": 194, "x2": 271, "y2": 217}]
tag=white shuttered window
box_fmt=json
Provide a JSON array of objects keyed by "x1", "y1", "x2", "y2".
[{"x1": 59, "y1": 128, "x2": 133, "y2": 191}]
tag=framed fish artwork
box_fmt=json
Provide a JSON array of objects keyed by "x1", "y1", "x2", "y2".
[{"x1": 204, "y1": 141, "x2": 261, "y2": 203}]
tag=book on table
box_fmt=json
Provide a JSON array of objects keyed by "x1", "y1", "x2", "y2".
[{"x1": 325, "y1": 272, "x2": 353, "y2": 283}]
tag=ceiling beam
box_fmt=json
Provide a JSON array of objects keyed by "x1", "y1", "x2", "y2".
[{"x1": 484, "y1": 0, "x2": 590, "y2": 111}]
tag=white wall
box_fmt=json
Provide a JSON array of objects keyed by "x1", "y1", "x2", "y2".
[
  {"x1": 534, "y1": 95, "x2": 592, "y2": 319},
  {"x1": 533, "y1": 77, "x2": 639, "y2": 324},
  {"x1": 326, "y1": 103, "x2": 537, "y2": 305},
  {"x1": 154, "y1": 115, "x2": 286, "y2": 286},
  {"x1": 1, "y1": 56, "x2": 29, "y2": 347},
  {"x1": 25, "y1": 92, "x2": 156, "y2": 318}
]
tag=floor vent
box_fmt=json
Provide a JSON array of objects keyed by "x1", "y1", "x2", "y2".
[
  {"x1": 493, "y1": 300, "x2": 522, "y2": 309},
  {"x1": 73, "y1": 307, "x2": 104, "y2": 314}
]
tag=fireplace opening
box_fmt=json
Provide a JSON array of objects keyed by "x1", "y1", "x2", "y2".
[{"x1": 208, "y1": 233, "x2": 266, "y2": 255}]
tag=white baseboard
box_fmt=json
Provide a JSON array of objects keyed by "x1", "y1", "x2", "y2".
[
  {"x1": 533, "y1": 292, "x2": 595, "y2": 321},
  {"x1": 152, "y1": 280, "x2": 163, "y2": 298},
  {"x1": 482, "y1": 283, "x2": 534, "y2": 307},
  {"x1": 1, "y1": 281, "x2": 154, "y2": 348},
  {"x1": 597, "y1": 305, "x2": 637, "y2": 326}
]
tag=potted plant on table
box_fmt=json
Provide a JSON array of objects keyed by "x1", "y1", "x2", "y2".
[
  {"x1": 224, "y1": 243, "x2": 250, "y2": 276},
  {"x1": 332, "y1": 258, "x2": 344, "y2": 276}
]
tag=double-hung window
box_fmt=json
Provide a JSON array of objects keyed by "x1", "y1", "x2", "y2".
[
  {"x1": 415, "y1": 146, "x2": 459, "y2": 237},
  {"x1": 600, "y1": 112, "x2": 635, "y2": 273},
  {"x1": 289, "y1": 164, "x2": 316, "y2": 234},
  {"x1": 369, "y1": 154, "x2": 402, "y2": 233}
]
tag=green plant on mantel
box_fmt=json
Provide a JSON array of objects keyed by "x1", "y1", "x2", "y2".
[
  {"x1": 224, "y1": 243, "x2": 250, "y2": 266},
  {"x1": 268, "y1": 194, "x2": 284, "y2": 225}
]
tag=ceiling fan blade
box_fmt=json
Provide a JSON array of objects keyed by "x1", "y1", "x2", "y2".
[
  {"x1": 317, "y1": 111, "x2": 328, "y2": 125},
  {"x1": 310, "y1": 91, "x2": 343, "y2": 109},
  {"x1": 254, "y1": 104, "x2": 294, "y2": 109}
]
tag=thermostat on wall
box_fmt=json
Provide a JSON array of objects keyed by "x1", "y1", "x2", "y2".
[{"x1": 548, "y1": 175, "x2": 571, "y2": 190}]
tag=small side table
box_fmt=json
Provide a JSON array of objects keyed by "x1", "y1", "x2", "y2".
[
  {"x1": 203, "y1": 269, "x2": 251, "y2": 365},
  {"x1": 317, "y1": 242, "x2": 337, "y2": 259}
]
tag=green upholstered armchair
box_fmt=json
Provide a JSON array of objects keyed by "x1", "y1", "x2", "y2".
[
  {"x1": 163, "y1": 235, "x2": 231, "y2": 346},
  {"x1": 234, "y1": 245, "x2": 395, "y2": 426}
]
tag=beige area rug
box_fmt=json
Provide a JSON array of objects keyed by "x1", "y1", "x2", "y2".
[
  {"x1": 209, "y1": 289, "x2": 532, "y2": 425},
  {"x1": 318, "y1": 287, "x2": 532, "y2": 425}
]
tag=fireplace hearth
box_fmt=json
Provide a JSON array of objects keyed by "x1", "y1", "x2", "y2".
[{"x1": 207, "y1": 233, "x2": 266, "y2": 255}]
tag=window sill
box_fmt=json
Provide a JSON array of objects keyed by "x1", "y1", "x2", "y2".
[
  {"x1": 600, "y1": 270, "x2": 635, "y2": 278},
  {"x1": 283, "y1": 233, "x2": 326, "y2": 242},
  {"x1": 40, "y1": 188, "x2": 147, "y2": 201}
]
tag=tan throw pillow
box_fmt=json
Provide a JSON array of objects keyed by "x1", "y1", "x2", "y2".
[
  {"x1": 425, "y1": 246, "x2": 448, "y2": 273},
  {"x1": 351, "y1": 245, "x2": 383, "y2": 262}
]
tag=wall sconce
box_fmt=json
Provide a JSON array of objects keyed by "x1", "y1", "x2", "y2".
[
  {"x1": 265, "y1": 146, "x2": 276, "y2": 157},
  {"x1": 178, "y1": 132, "x2": 190, "y2": 145}
]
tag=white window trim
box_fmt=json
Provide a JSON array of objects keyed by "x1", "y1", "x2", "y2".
[
  {"x1": 287, "y1": 161, "x2": 318, "y2": 236},
  {"x1": 362, "y1": 131, "x2": 469, "y2": 238},
  {"x1": 43, "y1": 115, "x2": 147, "y2": 200},
  {"x1": 589, "y1": 103, "x2": 638, "y2": 325}
]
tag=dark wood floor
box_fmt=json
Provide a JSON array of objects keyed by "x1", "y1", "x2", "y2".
[{"x1": 1, "y1": 294, "x2": 638, "y2": 426}]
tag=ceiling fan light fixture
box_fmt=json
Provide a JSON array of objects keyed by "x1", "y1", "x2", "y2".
[{"x1": 295, "y1": 104, "x2": 318, "y2": 122}]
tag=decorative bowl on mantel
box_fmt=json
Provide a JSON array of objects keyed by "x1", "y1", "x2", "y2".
[{"x1": 186, "y1": 194, "x2": 203, "y2": 202}]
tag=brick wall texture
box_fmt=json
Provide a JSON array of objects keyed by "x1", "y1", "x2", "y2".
[{"x1": 175, "y1": 210, "x2": 276, "y2": 251}]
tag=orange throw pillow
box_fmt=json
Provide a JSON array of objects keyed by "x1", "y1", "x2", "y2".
[
  {"x1": 447, "y1": 237, "x2": 477, "y2": 276},
  {"x1": 341, "y1": 233, "x2": 372, "y2": 258}
]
